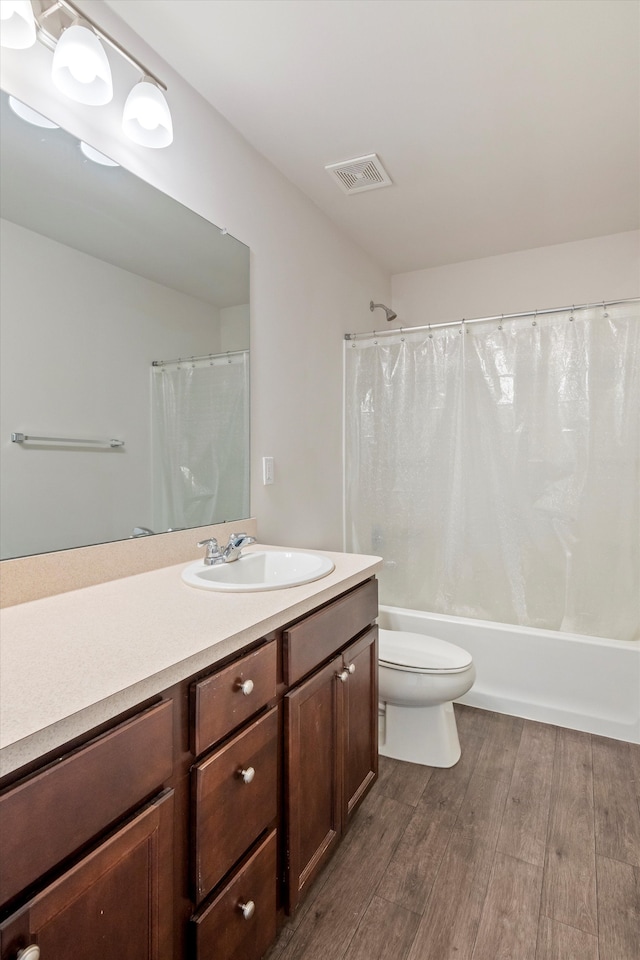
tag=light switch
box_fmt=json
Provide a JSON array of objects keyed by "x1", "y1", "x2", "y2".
[{"x1": 262, "y1": 456, "x2": 274, "y2": 485}]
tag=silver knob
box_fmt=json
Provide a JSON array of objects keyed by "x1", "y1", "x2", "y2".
[
  {"x1": 238, "y1": 899, "x2": 255, "y2": 920},
  {"x1": 17, "y1": 948, "x2": 41, "y2": 960},
  {"x1": 347, "y1": 663, "x2": 356, "y2": 674},
  {"x1": 238, "y1": 766, "x2": 255, "y2": 783},
  {"x1": 237, "y1": 678, "x2": 254, "y2": 696},
  {"x1": 336, "y1": 669, "x2": 349, "y2": 682}
]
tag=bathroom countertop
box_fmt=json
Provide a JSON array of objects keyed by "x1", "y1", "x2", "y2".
[{"x1": 0, "y1": 545, "x2": 382, "y2": 777}]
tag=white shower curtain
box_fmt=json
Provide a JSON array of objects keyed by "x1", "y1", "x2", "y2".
[
  {"x1": 345, "y1": 303, "x2": 640, "y2": 641},
  {"x1": 152, "y1": 352, "x2": 249, "y2": 531}
]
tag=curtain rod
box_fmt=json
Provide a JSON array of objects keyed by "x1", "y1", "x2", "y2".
[
  {"x1": 152, "y1": 349, "x2": 248, "y2": 367},
  {"x1": 344, "y1": 297, "x2": 639, "y2": 341}
]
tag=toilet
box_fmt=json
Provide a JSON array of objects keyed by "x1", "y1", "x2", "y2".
[{"x1": 378, "y1": 627, "x2": 476, "y2": 768}]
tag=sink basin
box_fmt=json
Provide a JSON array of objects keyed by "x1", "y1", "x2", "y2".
[{"x1": 181, "y1": 550, "x2": 335, "y2": 592}]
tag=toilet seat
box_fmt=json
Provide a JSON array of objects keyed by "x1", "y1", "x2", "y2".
[{"x1": 378, "y1": 627, "x2": 473, "y2": 675}]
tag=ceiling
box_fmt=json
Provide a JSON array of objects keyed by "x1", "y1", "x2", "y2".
[{"x1": 105, "y1": 0, "x2": 639, "y2": 275}]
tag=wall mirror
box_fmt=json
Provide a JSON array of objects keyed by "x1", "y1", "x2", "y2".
[{"x1": 0, "y1": 90, "x2": 250, "y2": 560}]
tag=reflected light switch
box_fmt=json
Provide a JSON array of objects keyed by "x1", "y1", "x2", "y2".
[{"x1": 262, "y1": 457, "x2": 274, "y2": 485}]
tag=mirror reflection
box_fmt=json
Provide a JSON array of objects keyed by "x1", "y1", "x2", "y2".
[{"x1": 0, "y1": 91, "x2": 250, "y2": 560}]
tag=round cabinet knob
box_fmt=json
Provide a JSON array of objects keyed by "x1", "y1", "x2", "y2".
[
  {"x1": 17, "y1": 947, "x2": 41, "y2": 960},
  {"x1": 238, "y1": 899, "x2": 255, "y2": 920},
  {"x1": 237, "y1": 678, "x2": 254, "y2": 696},
  {"x1": 238, "y1": 766, "x2": 255, "y2": 784},
  {"x1": 336, "y1": 669, "x2": 349, "y2": 682},
  {"x1": 347, "y1": 663, "x2": 356, "y2": 674}
]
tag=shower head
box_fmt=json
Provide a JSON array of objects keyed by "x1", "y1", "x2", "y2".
[{"x1": 370, "y1": 300, "x2": 398, "y2": 322}]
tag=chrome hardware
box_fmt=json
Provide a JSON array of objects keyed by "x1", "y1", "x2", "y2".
[
  {"x1": 17, "y1": 947, "x2": 41, "y2": 960},
  {"x1": 347, "y1": 663, "x2": 356, "y2": 674},
  {"x1": 238, "y1": 899, "x2": 255, "y2": 920},
  {"x1": 337, "y1": 669, "x2": 349, "y2": 682},
  {"x1": 11, "y1": 432, "x2": 124, "y2": 448},
  {"x1": 221, "y1": 532, "x2": 257, "y2": 563},
  {"x1": 238, "y1": 766, "x2": 255, "y2": 784},
  {"x1": 197, "y1": 538, "x2": 223, "y2": 565},
  {"x1": 196, "y1": 533, "x2": 256, "y2": 565},
  {"x1": 237, "y1": 678, "x2": 254, "y2": 696}
]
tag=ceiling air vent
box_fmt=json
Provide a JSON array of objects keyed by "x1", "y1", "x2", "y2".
[{"x1": 325, "y1": 153, "x2": 392, "y2": 194}]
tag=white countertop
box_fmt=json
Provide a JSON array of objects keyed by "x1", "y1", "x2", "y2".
[{"x1": 0, "y1": 545, "x2": 381, "y2": 777}]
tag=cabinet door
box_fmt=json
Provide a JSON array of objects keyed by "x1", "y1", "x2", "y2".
[
  {"x1": 0, "y1": 790, "x2": 174, "y2": 960},
  {"x1": 341, "y1": 627, "x2": 378, "y2": 822},
  {"x1": 284, "y1": 657, "x2": 343, "y2": 913}
]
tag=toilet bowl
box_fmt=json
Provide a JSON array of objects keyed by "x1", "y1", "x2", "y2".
[{"x1": 378, "y1": 627, "x2": 475, "y2": 768}]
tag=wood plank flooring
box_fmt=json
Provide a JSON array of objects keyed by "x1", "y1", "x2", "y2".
[{"x1": 267, "y1": 705, "x2": 640, "y2": 960}]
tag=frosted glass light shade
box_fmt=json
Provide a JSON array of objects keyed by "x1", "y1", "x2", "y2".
[
  {"x1": 51, "y1": 22, "x2": 113, "y2": 105},
  {"x1": 0, "y1": 0, "x2": 36, "y2": 48},
  {"x1": 80, "y1": 141, "x2": 119, "y2": 166},
  {"x1": 122, "y1": 80, "x2": 173, "y2": 148},
  {"x1": 8, "y1": 95, "x2": 59, "y2": 128}
]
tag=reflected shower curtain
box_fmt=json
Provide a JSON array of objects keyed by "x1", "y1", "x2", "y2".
[
  {"x1": 345, "y1": 303, "x2": 640, "y2": 641},
  {"x1": 152, "y1": 352, "x2": 249, "y2": 530}
]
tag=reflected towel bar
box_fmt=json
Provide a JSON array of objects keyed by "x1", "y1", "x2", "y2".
[{"x1": 11, "y1": 432, "x2": 125, "y2": 448}]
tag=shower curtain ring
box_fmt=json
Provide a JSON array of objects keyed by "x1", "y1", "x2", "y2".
[
  {"x1": 498, "y1": 313, "x2": 503, "y2": 331},
  {"x1": 532, "y1": 310, "x2": 537, "y2": 327}
]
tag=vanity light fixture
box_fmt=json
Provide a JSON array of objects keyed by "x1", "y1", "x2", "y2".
[
  {"x1": 51, "y1": 18, "x2": 113, "y2": 105},
  {"x1": 122, "y1": 78, "x2": 173, "y2": 148},
  {"x1": 80, "y1": 140, "x2": 119, "y2": 166},
  {"x1": 0, "y1": 0, "x2": 36, "y2": 49},
  {"x1": 1, "y1": 0, "x2": 173, "y2": 148},
  {"x1": 8, "y1": 93, "x2": 59, "y2": 127}
]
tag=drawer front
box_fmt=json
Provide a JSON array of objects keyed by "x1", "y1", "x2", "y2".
[
  {"x1": 192, "y1": 641, "x2": 277, "y2": 756},
  {"x1": 0, "y1": 699, "x2": 173, "y2": 907},
  {"x1": 192, "y1": 830, "x2": 277, "y2": 960},
  {"x1": 283, "y1": 578, "x2": 378, "y2": 686},
  {"x1": 192, "y1": 707, "x2": 278, "y2": 903}
]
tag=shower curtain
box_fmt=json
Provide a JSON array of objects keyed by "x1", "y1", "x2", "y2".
[
  {"x1": 152, "y1": 351, "x2": 249, "y2": 531},
  {"x1": 345, "y1": 302, "x2": 640, "y2": 642}
]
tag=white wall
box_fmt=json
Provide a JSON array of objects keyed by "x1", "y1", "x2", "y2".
[
  {"x1": 0, "y1": 219, "x2": 226, "y2": 557},
  {"x1": 0, "y1": 1, "x2": 390, "y2": 554},
  {"x1": 392, "y1": 230, "x2": 639, "y2": 325}
]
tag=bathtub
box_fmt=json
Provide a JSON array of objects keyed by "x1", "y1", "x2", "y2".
[{"x1": 378, "y1": 604, "x2": 640, "y2": 744}]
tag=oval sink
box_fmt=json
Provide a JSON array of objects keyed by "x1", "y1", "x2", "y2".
[{"x1": 181, "y1": 550, "x2": 335, "y2": 592}]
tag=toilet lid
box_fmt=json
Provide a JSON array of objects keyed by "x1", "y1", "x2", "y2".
[{"x1": 378, "y1": 627, "x2": 473, "y2": 673}]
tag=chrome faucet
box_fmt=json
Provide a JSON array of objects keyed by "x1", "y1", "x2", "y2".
[{"x1": 197, "y1": 532, "x2": 257, "y2": 566}]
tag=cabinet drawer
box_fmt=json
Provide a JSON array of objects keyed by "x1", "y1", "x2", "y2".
[
  {"x1": 192, "y1": 641, "x2": 277, "y2": 756},
  {"x1": 283, "y1": 578, "x2": 378, "y2": 685},
  {"x1": 0, "y1": 699, "x2": 173, "y2": 907},
  {"x1": 191, "y1": 830, "x2": 277, "y2": 960},
  {"x1": 192, "y1": 707, "x2": 278, "y2": 903}
]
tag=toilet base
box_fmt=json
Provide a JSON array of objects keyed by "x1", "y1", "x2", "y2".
[{"x1": 379, "y1": 700, "x2": 462, "y2": 768}]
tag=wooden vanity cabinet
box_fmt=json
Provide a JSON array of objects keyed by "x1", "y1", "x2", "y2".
[
  {"x1": 0, "y1": 701, "x2": 175, "y2": 960},
  {"x1": 0, "y1": 574, "x2": 379, "y2": 960},
  {"x1": 283, "y1": 579, "x2": 378, "y2": 913}
]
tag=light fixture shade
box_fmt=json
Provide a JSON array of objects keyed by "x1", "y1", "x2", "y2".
[
  {"x1": 80, "y1": 141, "x2": 119, "y2": 166},
  {"x1": 0, "y1": 0, "x2": 36, "y2": 48},
  {"x1": 8, "y1": 95, "x2": 59, "y2": 128},
  {"x1": 122, "y1": 80, "x2": 173, "y2": 148},
  {"x1": 51, "y1": 22, "x2": 113, "y2": 105}
]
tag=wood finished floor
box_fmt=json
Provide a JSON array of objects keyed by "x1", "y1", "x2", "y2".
[{"x1": 267, "y1": 705, "x2": 640, "y2": 960}]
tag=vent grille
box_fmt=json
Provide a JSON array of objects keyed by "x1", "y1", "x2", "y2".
[{"x1": 325, "y1": 154, "x2": 392, "y2": 194}]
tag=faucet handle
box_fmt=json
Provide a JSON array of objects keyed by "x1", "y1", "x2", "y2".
[
  {"x1": 197, "y1": 538, "x2": 222, "y2": 564},
  {"x1": 227, "y1": 532, "x2": 255, "y2": 547}
]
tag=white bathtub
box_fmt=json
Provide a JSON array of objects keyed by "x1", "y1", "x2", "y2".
[{"x1": 378, "y1": 604, "x2": 640, "y2": 743}]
